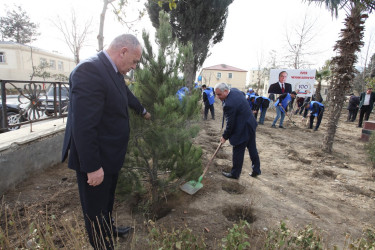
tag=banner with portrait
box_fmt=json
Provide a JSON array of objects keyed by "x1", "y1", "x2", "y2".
[{"x1": 268, "y1": 69, "x2": 316, "y2": 97}]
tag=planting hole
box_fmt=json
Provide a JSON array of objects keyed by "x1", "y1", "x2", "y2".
[
  {"x1": 222, "y1": 205, "x2": 256, "y2": 223},
  {"x1": 222, "y1": 182, "x2": 245, "y2": 194}
]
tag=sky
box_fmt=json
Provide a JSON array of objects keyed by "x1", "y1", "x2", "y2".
[{"x1": 1, "y1": 0, "x2": 375, "y2": 73}]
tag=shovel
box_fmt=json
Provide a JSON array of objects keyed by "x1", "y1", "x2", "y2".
[
  {"x1": 280, "y1": 105, "x2": 297, "y2": 127},
  {"x1": 180, "y1": 142, "x2": 223, "y2": 195}
]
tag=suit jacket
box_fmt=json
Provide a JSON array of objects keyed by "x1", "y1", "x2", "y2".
[
  {"x1": 62, "y1": 51, "x2": 145, "y2": 174},
  {"x1": 347, "y1": 96, "x2": 360, "y2": 110},
  {"x1": 359, "y1": 92, "x2": 375, "y2": 110},
  {"x1": 222, "y1": 88, "x2": 257, "y2": 146},
  {"x1": 268, "y1": 82, "x2": 292, "y2": 94}
]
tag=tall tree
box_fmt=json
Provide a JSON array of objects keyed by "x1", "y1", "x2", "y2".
[
  {"x1": 51, "y1": 10, "x2": 92, "y2": 64},
  {"x1": 146, "y1": 0, "x2": 234, "y2": 89},
  {"x1": 117, "y1": 11, "x2": 202, "y2": 213},
  {"x1": 0, "y1": 5, "x2": 39, "y2": 44},
  {"x1": 306, "y1": 0, "x2": 374, "y2": 153}
]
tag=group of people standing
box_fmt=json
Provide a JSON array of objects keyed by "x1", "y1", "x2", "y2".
[{"x1": 347, "y1": 87, "x2": 375, "y2": 128}]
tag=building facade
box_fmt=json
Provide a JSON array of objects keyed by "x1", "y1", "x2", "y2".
[
  {"x1": 198, "y1": 64, "x2": 247, "y2": 91},
  {"x1": 0, "y1": 41, "x2": 75, "y2": 82},
  {"x1": 248, "y1": 69, "x2": 270, "y2": 96}
]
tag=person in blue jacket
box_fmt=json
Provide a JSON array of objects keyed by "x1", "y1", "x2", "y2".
[
  {"x1": 202, "y1": 84, "x2": 215, "y2": 120},
  {"x1": 303, "y1": 101, "x2": 325, "y2": 131},
  {"x1": 176, "y1": 87, "x2": 189, "y2": 102},
  {"x1": 253, "y1": 96, "x2": 271, "y2": 125},
  {"x1": 271, "y1": 91, "x2": 297, "y2": 128},
  {"x1": 214, "y1": 82, "x2": 261, "y2": 179}
]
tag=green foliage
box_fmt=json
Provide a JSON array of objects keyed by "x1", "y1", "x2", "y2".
[
  {"x1": 52, "y1": 73, "x2": 69, "y2": 81},
  {"x1": 0, "y1": 5, "x2": 39, "y2": 44},
  {"x1": 222, "y1": 220, "x2": 251, "y2": 250},
  {"x1": 115, "y1": 167, "x2": 145, "y2": 200},
  {"x1": 146, "y1": 0, "x2": 234, "y2": 88},
  {"x1": 366, "y1": 133, "x2": 375, "y2": 168},
  {"x1": 119, "y1": 11, "x2": 202, "y2": 209},
  {"x1": 365, "y1": 77, "x2": 375, "y2": 89},
  {"x1": 147, "y1": 221, "x2": 206, "y2": 249},
  {"x1": 264, "y1": 221, "x2": 324, "y2": 250},
  {"x1": 30, "y1": 62, "x2": 51, "y2": 81},
  {"x1": 348, "y1": 228, "x2": 375, "y2": 249},
  {"x1": 307, "y1": 0, "x2": 375, "y2": 18}
]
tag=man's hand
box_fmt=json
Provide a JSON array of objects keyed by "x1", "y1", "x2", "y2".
[
  {"x1": 143, "y1": 112, "x2": 151, "y2": 120},
  {"x1": 87, "y1": 167, "x2": 104, "y2": 187},
  {"x1": 220, "y1": 136, "x2": 226, "y2": 144}
]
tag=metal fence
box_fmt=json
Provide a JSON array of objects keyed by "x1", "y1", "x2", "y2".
[{"x1": 0, "y1": 80, "x2": 69, "y2": 133}]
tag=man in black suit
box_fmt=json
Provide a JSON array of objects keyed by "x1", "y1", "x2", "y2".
[
  {"x1": 358, "y1": 87, "x2": 375, "y2": 127},
  {"x1": 214, "y1": 82, "x2": 261, "y2": 179},
  {"x1": 347, "y1": 93, "x2": 360, "y2": 122},
  {"x1": 62, "y1": 34, "x2": 151, "y2": 249},
  {"x1": 268, "y1": 71, "x2": 292, "y2": 94}
]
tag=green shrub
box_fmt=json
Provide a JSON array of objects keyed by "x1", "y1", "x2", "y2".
[
  {"x1": 366, "y1": 133, "x2": 375, "y2": 168},
  {"x1": 264, "y1": 221, "x2": 323, "y2": 250},
  {"x1": 147, "y1": 221, "x2": 206, "y2": 250},
  {"x1": 348, "y1": 228, "x2": 375, "y2": 249},
  {"x1": 222, "y1": 220, "x2": 251, "y2": 250}
]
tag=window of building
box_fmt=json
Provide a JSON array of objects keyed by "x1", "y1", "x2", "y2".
[
  {"x1": 50, "y1": 60, "x2": 56, "y2": 69},
  {"x1": 58, "y1": 61, "x2": 64, "y2": 71},
  {"x1": 40, "y1": 58, "x2": 47, "y2": 67},
  {"x1": 228, "y1": 73, "x2": 232, "y2": 79},
  {"x1": 217, "y1": 72, "x2": 221, "y2": 79},
  {"x1": 0, "y1": 52, "x2": 5, "y2": 63}
]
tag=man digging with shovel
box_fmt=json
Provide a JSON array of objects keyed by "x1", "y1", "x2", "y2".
[{"x1": 214, "y1": 82, "x2": 261, "y2": 179}]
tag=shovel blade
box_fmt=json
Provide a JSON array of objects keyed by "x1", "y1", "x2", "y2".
[{"x1": 180, "y1": 180, "x2": 203, "y2": 195}]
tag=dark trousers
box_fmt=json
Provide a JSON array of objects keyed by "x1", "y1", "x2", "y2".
[
  {"x1": 309, "y1": 108, "x2": 324, "y2": 130},
  {"x1": 347, "y1": 108, "x2": 358, "y2": 122},
  {"x1": 358, "y1": 105, "x2": 372, "y2": 127},
  {"x1": 76, "y1": 171, "x2": 119, "y2": 250},
  {"x1": 231, "y1": 129, "x2": 261, "y2": 178},
  {"x1": 204, "y1": 104, "x2": 215, "y2": 119}
]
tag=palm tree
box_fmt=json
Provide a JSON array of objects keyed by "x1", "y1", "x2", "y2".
[
  {"x1": 315, "y1": 60, "x2": 331, "y2": 102},
  {"x1": 306, "y1": 0, "x2": 374, "y2": 153}
]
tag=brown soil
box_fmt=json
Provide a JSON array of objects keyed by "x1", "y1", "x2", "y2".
[{"x1": 2, "y1": 100, "x2": 375, "y2": 249}]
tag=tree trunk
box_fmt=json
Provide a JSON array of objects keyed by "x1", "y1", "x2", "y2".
[
  {"x1": 316, "y1": 79, "x2": 322, "y2": 102},
  {"x1": 98, "y1": 0, "x2": 111, "y2": 51},
  {"x1": 323, "y1": 5, "x2": 367, "y2": 153},
  {"x1": 184, "y1": 63, "x2": 195, "y2": 90}
]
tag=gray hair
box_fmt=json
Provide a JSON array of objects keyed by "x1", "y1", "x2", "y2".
[
  {"x1": 214, "y1": 82, "x2": 230, "y2": 92},
  {"x1": 109, "y1": 34, "x2": 141, "y2": 51}
]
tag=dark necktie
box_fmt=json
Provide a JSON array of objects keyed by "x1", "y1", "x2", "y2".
[{"x1": 281, "y1": 84, "x2": 285, "y2": 94}]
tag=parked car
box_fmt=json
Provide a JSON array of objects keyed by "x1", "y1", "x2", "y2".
[
  {"x1": 42, "y1": 85, "x2": 69, "y2": 116},
  {"x1": 0, "y1": 103, "x2": 27, "y2": 132}
]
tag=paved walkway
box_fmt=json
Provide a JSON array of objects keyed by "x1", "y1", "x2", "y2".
[{"x1": 0, "y1": 118, "x2": 66, "y2": 151}]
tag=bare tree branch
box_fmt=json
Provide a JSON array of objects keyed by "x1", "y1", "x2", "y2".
[{"x1": 51, "y1": 9, "x2": 93, "y2": 64}]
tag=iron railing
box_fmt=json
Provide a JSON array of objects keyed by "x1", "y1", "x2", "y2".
[{"x1": 0, "y1": 80, "x2": 69, "y2": 133}]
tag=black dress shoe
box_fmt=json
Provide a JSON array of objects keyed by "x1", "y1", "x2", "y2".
[
  {"x1": 249, "y1": 172, "x2": 260, "y2": 178},
  {"x1": 222, "y1": 171, "x2": 238, "y2": 179},
  {"x1": 113, "y1": 226, "x2": 132, "y2": 237}
]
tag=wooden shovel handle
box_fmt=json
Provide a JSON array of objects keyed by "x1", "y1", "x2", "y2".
[{"x1": 202, "y1": 142, "x2": 223, "y2": 178}]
